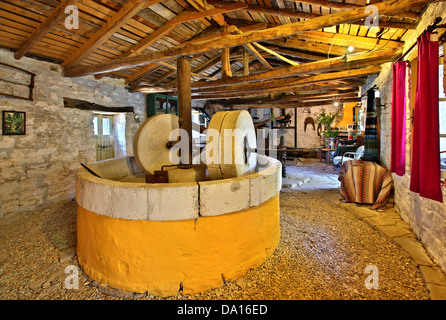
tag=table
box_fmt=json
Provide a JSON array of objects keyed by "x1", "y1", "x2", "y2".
[{"x1": 319, "y1": 148, "x2": 335, "y2": 164}]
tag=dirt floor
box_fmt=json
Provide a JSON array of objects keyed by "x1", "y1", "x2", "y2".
[{"x1": 0, "y1": 159, "x2": 432, "y2": 300}]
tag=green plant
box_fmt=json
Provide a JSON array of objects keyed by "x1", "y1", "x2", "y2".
[{"x1": 316, "y1": 112, "x2": 339, "y2": 138}]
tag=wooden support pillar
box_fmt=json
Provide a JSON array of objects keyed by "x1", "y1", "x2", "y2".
[
  {"x1": 242, "y1": 46, "x2": 249, "y2": 76},
  {"x1": 221, "y1": 26, "x2": 232, "y2": 78},
  {"x1": 177, "y1": 56, "x2": 192, "y2": 164}
]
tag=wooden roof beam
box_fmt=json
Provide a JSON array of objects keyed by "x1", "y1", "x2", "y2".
[
  {"x1": 284, "y1": 0, "x2": 420, "y2": 20},
  {"x1": 212, "y1": 2, "x2": 417, "y2": 29},
  {"x1": 14, "y1": 0, "x2": 78, "y2": 60},
  {"x1": 63, "y1": 0, "x2": 430, "y2": 77},
  {"x1": 61, "y1": 0, "x2": 157, "y2": 68},
  {"x1": 252, "y1": 42, "x2": 299, "y2": 66},
  {"x1": 188, "y1": 66, "x2": 381, "y2": 95},
  {"x1": 129, "y1": 48, "x2": 398, "y2": 93},
  {"x1": 214, "y1": 89, "x2": 360, "y2": 107},
  {"x1": 294, "y1": 30, "x2": 404, "y2": 51}
]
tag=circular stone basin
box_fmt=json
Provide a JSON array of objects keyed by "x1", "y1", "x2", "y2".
[{"x1": 75, "y1": 155, "x2": 281, "y2": 296}]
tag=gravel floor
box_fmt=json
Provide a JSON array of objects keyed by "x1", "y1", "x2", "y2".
[{"x1": 0, "y1": 187, "x2": 430, "y2": 300}]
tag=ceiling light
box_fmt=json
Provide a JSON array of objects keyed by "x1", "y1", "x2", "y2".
[{"x1": 347, "y1": 46, "x2": 355, "y2": 53}]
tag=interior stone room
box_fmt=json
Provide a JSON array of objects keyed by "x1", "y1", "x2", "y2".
[{"x1": 1, "y1": 0, "x2": 446, "y2": 301}]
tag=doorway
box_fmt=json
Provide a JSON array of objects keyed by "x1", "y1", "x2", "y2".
[{"x1": 93, "y1": 114, "x2": 115, "y2": 161}]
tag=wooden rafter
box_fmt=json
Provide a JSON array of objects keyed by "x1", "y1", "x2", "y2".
[
  {"x1": 186, "y1": 66, "x2": 381, "y2": 97},
  {"x1": 208, "y1": 0, "x2": 420, "y2": 21},
  {"x1": 205, "y1": 95, "x2": 362, "y2": 105},
  {"x1": 147, "y1": 24, "x2": 267, "y2": 83},
  {"x1": 64, "y1": 0, "x2": 425, "y2": 77},
  {"x1": 294, "y1": 31, "x2": 404, "y2": 51},
  {"x1": 61, "y1": 0, "x2": 157, "y2": 68},
  {"x1": 14, "y1": 0, "x2": 78, "y2": 60},
  {"x1": 252, "y1": 42, "x2": 299, "y2": 66},
  {"x1": 130, "y1": 48, "x2": 398, "y2": 94},
  {"x1": 265, "y1": 38, "x2": 361, "y2": 56},
  {"x1": 287, "y1": 0, "x2": 420, "y2": 20},
  {"x1": 121, "y1": 3, "x2": 248, "y2": 58},
  {"x1": 213, "y1": 89, "x2": 360, "y2": 106}
]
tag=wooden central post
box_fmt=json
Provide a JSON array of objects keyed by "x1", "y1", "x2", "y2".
[
  {"x1": 177, "y1": 56, "x2": 192, "y2": 164},
  {"x1": 220, "y1": 25, "x2": 232, "y2": 78}
]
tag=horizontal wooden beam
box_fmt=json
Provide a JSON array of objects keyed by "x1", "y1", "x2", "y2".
[
  {"x1": 294, "y1": 30, "x2": 404, "y2": 51},
  {"x1": 189, "y1": 66, "x2": 381, "y2": 95},
  {"x1": 63, "y1": 97, "x2": 134, "y2": 112},
  {"x1": 210, "y1": 88, "x2": 359, "y2": 106},
  {"x1": 210, "y1": 97, "x2": 362, "y2": 108},
  {"x1": 252, "y1": 42, "x2": 299, "y2": 66},
  {"x1": 285, "y1": 0, "x2": 420, "y2": 20},
  {"x1": 265, "y1": 38, "x2": 354, "y2": 56},
  {"x1": 130, "y1": 48, "x2": 396, "y2": 93},
  {"x1": 208, "y1": 0, "x2": 419, "y2": 24},
  {"x1": 188, "y1": 48, "x2": 398, "y2": 89},
  {"x1": 63, "y1": 0, "x2": 427, "y2": 77}
]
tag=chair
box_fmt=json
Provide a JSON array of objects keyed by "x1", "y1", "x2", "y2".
[{"x1": 333, "y1": 145, "x2": 364, "y2": 166}]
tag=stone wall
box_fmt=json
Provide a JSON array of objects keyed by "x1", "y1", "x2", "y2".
[
  {"x1": 361, "y1": 2, "x2": 446, "y2": 271},
  {"x1": 0, "y1": 49, "x2": 146, "y2": 217},
  {"x1": 283, "y1": 105, "x2": 342, "y2": 149}
]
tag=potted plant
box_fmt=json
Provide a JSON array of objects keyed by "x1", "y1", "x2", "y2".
[{"x1": 316, "y1": 111, "x2": 339, "y2": 148}]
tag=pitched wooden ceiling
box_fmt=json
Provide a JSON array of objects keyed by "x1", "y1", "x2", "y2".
[{"x1": 0, "y1": 0, "x2": 433, "y2": 107}]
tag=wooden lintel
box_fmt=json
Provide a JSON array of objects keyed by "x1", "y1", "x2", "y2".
[{"x1": 63, "y1": 98, "x2": 134, "y2": 113}]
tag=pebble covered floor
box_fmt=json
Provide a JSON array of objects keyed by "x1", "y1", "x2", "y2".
[{"x1": 0, "y1": 159, "x2": 442, "y2": 300}]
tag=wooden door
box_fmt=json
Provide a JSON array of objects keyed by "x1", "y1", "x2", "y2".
[{"x1": 94, "y1": 115, "x2": 115, "y2": 161}]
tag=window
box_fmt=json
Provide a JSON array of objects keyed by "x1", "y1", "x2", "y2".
[{"x1": 102, "y1": 117, "x2": 111, "y2": 136}]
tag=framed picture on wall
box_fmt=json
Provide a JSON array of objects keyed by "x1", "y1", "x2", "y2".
[{"x1": 2, "y1": 110, "x2": 26, "y2": 135}]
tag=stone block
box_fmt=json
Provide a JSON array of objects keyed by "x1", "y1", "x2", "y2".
[
  {"x1": 419, "y1": 265, "x2": 446, "y2": 286},
  {"x1": 111, "y1": 185, "x2": 148, "y2": 220},
  {"x1": 199, "y1": 177, "x2": 250, "y2": 217},
  {"x1": 77, "y1": 176, "x2": 113, "y2": 217},
  {"x1": 393, "y1": 237, "x2": 434, "y2": 267},
  {"x1": 249, "y1": 164, "x2": 281, "y2": 208},
  {"x1": 147, "y1": 183, "x2": 199, "y2": 221}
]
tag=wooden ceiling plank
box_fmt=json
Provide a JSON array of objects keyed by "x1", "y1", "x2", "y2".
[
  {"x1": 63, "y1": 0, "x2": 429, "y2": 77},
  {"x1": 14, "y1": 0, "x2": 78, "y2": 60},
  {"x1": 61, "y1": 0, "x2": 157, "y2": 68}
]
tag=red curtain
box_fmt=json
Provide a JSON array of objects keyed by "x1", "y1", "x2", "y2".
[
  {"x1": 410, "y1": 32, "x2": 443, "y2": 203},
  {"x1": 390, "y1": 61, "x2": 407, "y2": 176}
]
